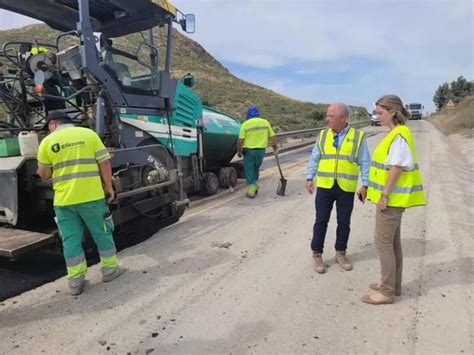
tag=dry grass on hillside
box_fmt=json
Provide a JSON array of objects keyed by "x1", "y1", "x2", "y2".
[{"x1": 427, "y1": 96, "x2": 474, "y2": 137}]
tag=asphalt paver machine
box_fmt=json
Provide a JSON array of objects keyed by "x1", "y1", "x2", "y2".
[{"x1": 0, "y1": 0, "x2": 241, "y2": 259}]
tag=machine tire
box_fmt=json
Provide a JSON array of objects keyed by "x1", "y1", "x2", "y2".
[
  {"x1": 228, "y1": 167, "x2": 238, "y2": 187},
  {"x1": 218, "y1": 167, "x2": 238, "y2": 188},
  {"x1": 202, "y1": 172, "x2": 219, "y2": 196},
  {"x1": 174, "y1": 204, "x2": 186, "y2": 219},
  {"x1": 157, "y1": 204, "x2": 186, "y2": 229},
  {"x1": 119, "y1": 139, "x2": 183, "y2": 236}
]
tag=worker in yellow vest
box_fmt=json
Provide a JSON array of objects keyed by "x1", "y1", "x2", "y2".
[
  {"x1": 305, "y1": 103, "x2": 370, "y2": 274},
  {"x1": 237, "y1": 106, "x2": 278, "y2": 198},
  {"x1": 36, "y1": 111, "x2": 125, "y2": 296},
  {"x1": 362, "y1": 95, "x2": 425, "y2": 305}
]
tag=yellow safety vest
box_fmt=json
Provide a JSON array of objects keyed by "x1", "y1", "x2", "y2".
[
  {"x1": 367, "y1": 125, "x2": 426, "y2": 208},
  {"x1": 239, "y1": 117, "x2": 275, "y2": 149},
  {"x1": 37, "y1": 125, "x2": 111, "y2": 206},
  {"x1": 316, "y1": 127, "x2": 364, "y2": 192},
  {"x1": 30, "y1": 46, "x2": 49, "y2": 55}
]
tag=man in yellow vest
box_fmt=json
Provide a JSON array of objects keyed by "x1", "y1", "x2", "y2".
[
  {"x1": 36, "y1": 111, "x2": 125, "y2": 296},
  {"x1": 305, "y1": 103, "x2": 370, "y2": 273},
  {"x1": 237, "y1": 106, "x2": 278, "y2": 198}
]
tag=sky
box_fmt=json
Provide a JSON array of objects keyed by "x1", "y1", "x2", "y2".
[{"x1": 1, "y1": 0, "x2": 472, "y2": 113}]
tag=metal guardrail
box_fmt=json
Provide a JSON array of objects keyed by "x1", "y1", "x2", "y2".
[{"x1": 275, "y1": 119, "x2": 371, "y2": 139}]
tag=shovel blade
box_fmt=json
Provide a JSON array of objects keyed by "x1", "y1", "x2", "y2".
[{"x1": 277, "y1": 178, "x2": 287, "y2": 196}]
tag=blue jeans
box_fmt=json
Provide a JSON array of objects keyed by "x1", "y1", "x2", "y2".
[{"x1": 310, "y1": 182, "x2": 355, "y2": 254}]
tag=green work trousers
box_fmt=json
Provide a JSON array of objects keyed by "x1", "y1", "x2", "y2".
[
  {"x1": 54, "y1": 199, "x2": 118, "y2": 280},
  {"x1": 243, "y1": 148, "x2": 266, "y2": 186}
]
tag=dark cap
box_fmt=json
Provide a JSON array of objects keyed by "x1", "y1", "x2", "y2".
[{"x1": 45, "y1": 110, "x2": 71, "y2": 123}]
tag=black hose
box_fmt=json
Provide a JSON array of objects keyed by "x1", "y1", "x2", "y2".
[{"x1": 18, "y1": 69, "x2": 28, "y2": 124}]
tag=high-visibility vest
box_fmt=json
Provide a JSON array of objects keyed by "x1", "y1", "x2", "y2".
[
  {"x1": 37, "y1": 125, "x2": 110, "y2": 206},
  {"x1": 239, "y1": 117, "x2": 275, "y2": 149},
  {"x1": 30, "y1": 46, "x2": 49, "y2": 55},
  {"x1": 367, "y1": 125, "x2": 426, "y2": 208},
  {"x1": 316, "y1": 127, "x2": 364, "y2": 192}
]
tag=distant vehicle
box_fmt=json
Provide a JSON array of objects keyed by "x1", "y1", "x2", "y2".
[
  {"x1": 370, "y1": 110, "x2": 380, "y2": 126},
  {"x1": 406, "y1": 103, "x2": 424, "y2": 120}
]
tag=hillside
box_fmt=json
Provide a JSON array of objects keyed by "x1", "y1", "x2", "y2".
[
  {"x1": 427, "y1": 95, "x2": 474, "y2": 137},
  {"x1": 0, "y1": 24, "x2": 369, "y2": 130}
]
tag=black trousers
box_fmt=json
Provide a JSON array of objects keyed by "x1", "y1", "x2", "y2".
[{"x1": 311, "y1": 182, "x2": 355, "y2": 254}]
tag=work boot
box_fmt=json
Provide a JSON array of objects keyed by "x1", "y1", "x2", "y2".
[
  {"x1": 69, "y1": 276, "x2": 85, "y2": 296},
  {"x1": 335, "y1": 250, "x2": 353, "y2": 271},
  {"x1": 312, "y1": 252, "x2": 325, "y2": 274},
  {"x1": 246, "y1": 184, "x2": 256, "y2": 198},
  {"x1": 102, "y1": 265, "x2": 126, "y2": 283}
]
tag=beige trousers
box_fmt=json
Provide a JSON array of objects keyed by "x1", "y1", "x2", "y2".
[{"x1": 374, "y1": 206, "x2": 405, "y2": 297}]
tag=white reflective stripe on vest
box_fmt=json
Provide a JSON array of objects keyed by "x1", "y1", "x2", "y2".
[
  {"x1": 53, "y1": 158, "x2": 97, "y2": 170},
  {"x1": 95, "y1": 148, "x2": 109, "y2": 158},
  {"x1": 317, "y1": 171, "x2": 359, "y2": 181},
  {"x1": 321, "y1": 154, "x2": 353, "y2": 161},
  {"x1": 368, "y1": 181, "x2": 424, "y2": 194},
  {"x1": 370, "y1": 161, "x2": 419, "y2": 170},
  {"x1": 52, "y1": 171, "x2": 101, "y2": 184},
  {"x1": 319, "y1": 130, "x2": 329, "y2": 151},
  {"x1": 349, "y1": 129, "x2": 361, "y2": 163},
  {"x1": 245, "y1": 126, "x2": 268, "y2": 133}
]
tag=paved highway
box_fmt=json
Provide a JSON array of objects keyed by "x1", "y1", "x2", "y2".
[{"x1": 0, "y1": 121, "x2": 472, "y2": 354}]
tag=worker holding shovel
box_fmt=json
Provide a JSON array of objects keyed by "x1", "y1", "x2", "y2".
[{"x1": 237, "y1": 106, "x2": 278, "y2": 198}]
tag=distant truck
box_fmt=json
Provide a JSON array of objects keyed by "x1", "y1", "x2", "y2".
[{"x1": 406, "y1": 103, "x2": 424, "y2": 120}]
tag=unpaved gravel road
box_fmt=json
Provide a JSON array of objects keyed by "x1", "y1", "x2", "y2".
[{"x1": 0, "y1": 120, "x2": 472, "y2": 354}]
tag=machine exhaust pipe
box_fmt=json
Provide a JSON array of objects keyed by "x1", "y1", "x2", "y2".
[{"x1": 95, "y1": 96, "x2": 105, "y2": 138}]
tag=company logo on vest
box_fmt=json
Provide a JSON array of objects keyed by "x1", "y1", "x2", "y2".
[
  {"x1": 51, "y1": 140, "x2": 85, "y2": 153},
  {"x1": 51, "y1": 143, "x2": 60, "y2": 153}
]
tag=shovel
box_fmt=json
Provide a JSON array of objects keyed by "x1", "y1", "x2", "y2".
[{"x1": 274, "y1": 152, "x2": 287, "y2": 196}]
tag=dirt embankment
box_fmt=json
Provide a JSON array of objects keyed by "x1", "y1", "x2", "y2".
[{"x1": 427, "y1": 96, "x2": 474, "y2": 137}]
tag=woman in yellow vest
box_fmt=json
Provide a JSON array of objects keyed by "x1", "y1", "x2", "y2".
[{"x1": 362, "y1": 95, "x2": 426, "y2": 305}]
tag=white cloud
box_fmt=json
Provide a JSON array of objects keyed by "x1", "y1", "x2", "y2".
[{"x1": 226, "y1": 53, "x2": 286, "y2": 69}]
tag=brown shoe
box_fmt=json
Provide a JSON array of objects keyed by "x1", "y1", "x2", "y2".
[
  {"x1": 312, "y1": 253, "x2": 325, "y2": 274},
  {"x1": 369, "y1": 283, "x2": 401, "y2": 296},
  {"x1": 335, "y1": 251, "x2": 353, "y2": 271},
  {"x1": 361, "y1": 293, "x2": 394, "y2": 305}
]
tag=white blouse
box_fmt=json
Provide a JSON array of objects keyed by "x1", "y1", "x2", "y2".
[{"x1": 384, "y1": 135, "x2": 414, "y2": 171}]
